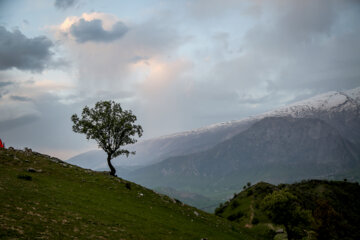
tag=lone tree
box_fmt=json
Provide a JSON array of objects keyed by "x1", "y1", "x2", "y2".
[{"x1": 71, "y1": 101, "x2": 143, "y2": 176}]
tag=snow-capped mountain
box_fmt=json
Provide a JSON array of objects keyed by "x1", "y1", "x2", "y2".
[
  {"x1": 125, "y1": 87, "x2": 360, "y2": 209},
  {"x1": 67, "y1": 86, "x2": 360, "y2": 210},
  {"x1": 160, "y1": 87, "x2": 360, "y2": 138},
  {"x1": 68, "y1": 87, "x2": 360, "y2": 170},
  {"x1": 129, "y1": 116, "x2": 360, "y2": 192},
  {"x1": 264, "y1": 89, "x2": 360, "y2": 118}
]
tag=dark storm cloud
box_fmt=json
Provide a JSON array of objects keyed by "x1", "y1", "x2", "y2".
[
  {"x1": 10, "y1": 95, "x2": 32, "y2": 102},
  {"x1": 0, "y1": 81, "x2": 13, "y2": 87},
  {"x1": 70, "y1": 18, "x2": 128, "y2": 43},
  {"x1": 129, "y1": 55, "x2": 149, "y2": 63},
  {"x1": 262, "y1": 0, "x2": 360, "y2": 93},
  {"x1": 0, "y1": 114, "x2": 39, "y2": 132},
  {"x1": 0, "y1": 90, "x2": 8, "y2": 99},
  {"x1": 0, "y1": 93, "x2": 103, "y2": 159},
  {"x1": 0, "y1": 26, "x2": 54, "y2": 72},
  {"x1": 204, "y1": 0, "x2": 360, "y2": 104},
  {"x1": 54, "y1": 0, "x2": 78, "y2": 10},
  {"x1": 0, "y1": 81, "x2": 12, "y2": 99}
]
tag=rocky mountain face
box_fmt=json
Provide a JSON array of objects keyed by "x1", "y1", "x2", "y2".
[
  {"x1": 68, "y1": 87, "x2": 360, "y2": 209},
  {"x1": 68, "y1": 87, "x2": 360, "y2": 170},
  {"x1": 266, "y1": 90, "x2": 360, "y2": 146},
  {"x1": 128, "y1": 117, "x2": 359, "y2": 190},
  {"x1": 67, "y1": 114, "x2": 256, "y2": 169},
  {"x1": 125, "y1": 87, "x2": 360, "y2": 207}
]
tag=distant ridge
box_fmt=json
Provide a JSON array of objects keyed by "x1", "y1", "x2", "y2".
[
  {"x1": 67, "y1": 86, "x2": 360, "y2": 210},
  {"x1": 68, "y1": 87, "x2": 360, "y2": 170},
  {"x1": 128, "y1": 116, "x2": 360, "y2": 192}
]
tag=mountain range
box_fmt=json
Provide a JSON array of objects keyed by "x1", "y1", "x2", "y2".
[{"x1": 68, "y1": 87, "x2": 360, "y2": 210}]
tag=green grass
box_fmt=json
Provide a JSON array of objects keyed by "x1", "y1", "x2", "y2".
[
  {"x1": 0, "y1": 148, "x2": 254, "y2": 240},
  {"x1": 215, "y1": 183, "x2": 280, "y2": 240}
]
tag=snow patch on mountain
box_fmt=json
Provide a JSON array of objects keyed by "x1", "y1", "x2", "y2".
[
  {"x1": 68, "y1": 86, "x2": 360, "y2": 169},
  {"x1": 264, "y1": 90, "x2": 359, "y2": 118},
  {"x1": 152, "y1": 87, "x2": 360, "y2": 141},
  {"x1": 154, "y1": 117, "x2": 257, "y2": 140},
  {"x1": 343, "y1": 87, "x2": 360, "y2": 104}
]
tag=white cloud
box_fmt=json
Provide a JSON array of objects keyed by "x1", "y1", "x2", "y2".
[{"x1": 1, "y1": 0, "x2": 360, "y2": 159}]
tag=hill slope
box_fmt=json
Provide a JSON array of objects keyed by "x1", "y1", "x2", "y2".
[
  {"x1": 0, "y1": 148, "x2": 253, "y2": 240},
  {"x1": 215, "y1": 180, "x2": 360, "y2": 240},
  {"x1": 67, "y1": 87, "x2": 360, "y2": 211}
]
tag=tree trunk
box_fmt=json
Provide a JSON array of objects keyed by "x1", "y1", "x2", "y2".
[{"x1": 107, "y1": 154, "x2": 116, "y2": 176}]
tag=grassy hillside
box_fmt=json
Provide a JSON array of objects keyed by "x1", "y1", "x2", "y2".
[
  {"x1": 215, "y1": 183, "x2": 280, "y2": 240},
  {"x1": 0, "y1": 148, "x2": 253, "y2": 240},
  {"x1": 215, "y1": 180, "x2": 360, "y2": 240}
]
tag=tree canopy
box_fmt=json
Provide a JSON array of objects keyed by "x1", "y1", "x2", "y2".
[
  {"x1": 71, "y1": 100, "x2": 143, "y2": 176},
  {"x1": 261, "y1": 189, "x2": 313, "y2": 240}
]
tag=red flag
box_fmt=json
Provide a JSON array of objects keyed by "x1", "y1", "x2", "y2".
[{"x1": 0, "y1": 139, "x2": 4, "y2": 148}]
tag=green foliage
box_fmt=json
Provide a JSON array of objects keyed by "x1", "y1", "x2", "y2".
[
  {"x1": 227, "y1": 211, "x2": 244, "y2": 221},
  {"x1": 71, "y1": 101, "x2": 143, "y2": 176},
  {"x1": 313, "y1": 199, "x2": 343, "y2": 240},
  {"x1": 252, "y1": 182, "x2": 276, "y2": 198},
  {"x1": 214, "y1": 203, "x2": 225, "y2": 216},
  {"x1": 246, "y1": 189, "x2": 253, "y2": 196},
  {"x1": 266, "y1": 229, "x2": 277, "y2": 239},
  {"x1": 289, "y1": 180, "x2": 360, "y2": 240},
  {"x1": 251, "y1": 217, "x2": 259, "y2": 225},
  {"x1": 261, "y1": 190, "x2": 297, "y2": 224},
  {"x1": 217, "y1": 180, "x2": 360, "y2": 240},
  {"x1": 230, "y1": 200, "x2": 239, "y2": 209},
  {"x1": 261, "y1": 189, "x2": 313, "y2": 240}
]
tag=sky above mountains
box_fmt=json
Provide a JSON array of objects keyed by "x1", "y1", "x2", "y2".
[{"x1": 0, "y1": 0, "x2": 359, "y2": 159}]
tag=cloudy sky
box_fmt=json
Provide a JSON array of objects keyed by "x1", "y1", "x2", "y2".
[{"x1": 0, "y1": 0, "x2": 359, "y2": 159}]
